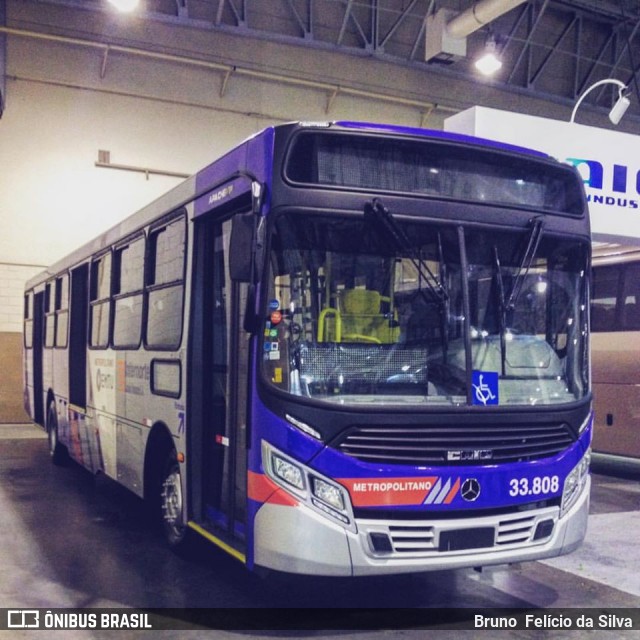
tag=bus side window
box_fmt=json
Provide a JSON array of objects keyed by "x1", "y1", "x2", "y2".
[
  {"x1": 591, "y1": 265, "x2": 619, "y2": 332},
  {"x1": 113, "y1": 235, "x2": 145, "y2": 349},
  {"x1": 90, "y1": 252, "x2": 112, "y2": 348},
  {"x1": 24, "y1": 291, "x2": 34, "y2": 349},
  {"x1": 44, "y1": 281, "x2": 55, "y2": 348},
  {"x1": 55, "y1": 274, "x2": 69, "y2": 348},
  {"x1": 621, "y1": 262, "x2": 640, "y2": 331},
  {"x1": 146, "y1": 215, "x2": 186, "y2": 350}
]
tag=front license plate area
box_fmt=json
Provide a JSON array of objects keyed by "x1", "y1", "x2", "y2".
[{"x1": 439, "y1": 527, "x2": 495, "y2": 551}]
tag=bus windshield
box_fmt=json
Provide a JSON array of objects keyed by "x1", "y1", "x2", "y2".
[{"x1": 263, "y1": 211, "x2": 589, "y2": 408}]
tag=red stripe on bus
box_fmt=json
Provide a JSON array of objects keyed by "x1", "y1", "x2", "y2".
[
  {"x1": 444, "y1": 477, "x2": 461, "y2": 504},
  {"x1": 247, "y1": 471, "x2": 298, "y2": 507}
]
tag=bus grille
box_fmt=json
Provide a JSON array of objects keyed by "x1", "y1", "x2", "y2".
[
  {"x1": 386, "y1": 514, "x2": 537, "y2": 552},
  {"x1": 359, "y1": 507, "x2": 559, "y2": 558},
  {"x1": 333, "y1": 421, "x2": 575, "y2": 465}
]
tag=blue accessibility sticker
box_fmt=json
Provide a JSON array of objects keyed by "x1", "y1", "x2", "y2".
[{"x1": 472, "y1": 370, "x2": 499, "y2": 406}]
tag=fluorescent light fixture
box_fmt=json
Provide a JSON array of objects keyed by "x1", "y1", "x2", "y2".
[
  {"x1": 475, "y1": 36, "x2": 502, "y2": 76},
  {"x1": 609, "y1": 91, "x2": 630, "y2": 125},
  {"x1": 570, "y1": 78, "x2": 631, "y2": 125},
  {"x1": 108, "y1": 0, "x2": 140, "y2": 12}
]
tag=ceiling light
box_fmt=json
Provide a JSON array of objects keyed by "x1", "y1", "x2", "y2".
[
  {"x1": 475, "y1": 36, "x2": 502, "y2": 76},
  {"x1": 570, "y1": 78, "x2": 631, "y2": 125},
  {"x1": 609, "y1": 89, "x2": 630, "y2": 125},
  {"x1": 108, "y1": 0, "x2": 140, "y2": 12}
]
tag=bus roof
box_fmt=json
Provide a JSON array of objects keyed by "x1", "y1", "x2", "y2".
[{"x1": 333, "y1": 120, "x2": 551, "y2": 160}]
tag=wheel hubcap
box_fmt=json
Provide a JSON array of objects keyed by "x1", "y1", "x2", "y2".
[
  {"x1": 48, "y1": 415, "x2": 57, "y2": 456},
  {"x1": 161, "y1": 470, "x2": 183, "y2": 531}
]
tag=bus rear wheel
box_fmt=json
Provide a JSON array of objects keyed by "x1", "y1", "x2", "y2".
[
  {"x1": 47, "y1": 402, "x2": 68, "y2": 466},
  {"x1": 160, "y1": 452, "x2": 190, "y2": 549}
]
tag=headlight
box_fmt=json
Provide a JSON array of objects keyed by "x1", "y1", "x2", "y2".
[
  {"x1": 262, "y1": 441, "x2": 354, "y2": 530},
  {"x1": 312, "y1": 477, "x2": 345, "y2": 511},
  {"x1": 561, "y1": 448, "x2": 591, "y2": 517},
  {"x1": 271, "y1": 454, "x2": 305, "y2": 491}
]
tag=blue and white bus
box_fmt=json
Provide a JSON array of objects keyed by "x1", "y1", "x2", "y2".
[{"x1": 24, "y1": 121, "x2": 592, "y2": 576}]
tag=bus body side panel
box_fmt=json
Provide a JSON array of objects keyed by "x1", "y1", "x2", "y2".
[
  {"x1": 83, "y1": 205, "x2": 193, "y2": 497},
  {"x1": 592, "y1": 331, "x2": 640, "y2": 459}
]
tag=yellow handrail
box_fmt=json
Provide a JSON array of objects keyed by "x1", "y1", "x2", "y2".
[{"x1": 318, "y1": 307, "x2": 341, "y2": 342}]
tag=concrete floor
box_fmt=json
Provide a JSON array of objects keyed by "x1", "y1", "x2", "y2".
[{"x1": 1, "y1": 422, "x2": 639, "y2": 639}]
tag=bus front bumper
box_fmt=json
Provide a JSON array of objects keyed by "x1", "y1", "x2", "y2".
[{"x1": 253, "y1": 476, "x2": 590, "y2": 577}]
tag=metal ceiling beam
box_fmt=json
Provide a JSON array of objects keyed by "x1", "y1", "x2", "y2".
[
  {"x1": 0, "y1": 24, "x2": 453, "y2": 117},
  {"x1": 380, "y1": 0, "x2": 420, "y2": 49},
  {"x1": 577, "y1": 28, "x2": 615, "y2": 95},
  {"x1": 216, "y1": 0, "x2": 246, "y2": 28},
  {"x1": 337, "y1": 0, "x2": 371, "y2": 50},
  {"x1": 283, "y1": 0, "x2": 312, "y2": 39},
  {"x1": 528, "y1": 14, "x2": 578, "y2": 87},
  {"x1": 20, "y1": 0, "x2": 640, "y2": 120},
  {"x1": 573, "y1": 14, "x2": 582, "y2": 98},
  {"x1": 175, "y1": 0, "x2": 187, "y2": 18},
  {"x1": 507, "y1": 0, "x2": 551, "y2": 85},
  {"x1": 410, "y1": 0, "x2": 435, "y2": 60},
  {"x1": 595, "y1": 18, "x2": 640, "y2": 102}
]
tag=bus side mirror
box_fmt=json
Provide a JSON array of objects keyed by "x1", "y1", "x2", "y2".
[{"x1": 229, "y1": 213, "x2": 255, "y2": 282}]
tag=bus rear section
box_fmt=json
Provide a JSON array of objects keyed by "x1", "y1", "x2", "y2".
[{"x1": 591, "y1": 247, "x2": 640, "y2": 461}]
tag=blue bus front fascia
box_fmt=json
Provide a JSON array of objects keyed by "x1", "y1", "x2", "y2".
[
  {"x1": 236, "y1": 122, "x2": 591, "y2": 569},
  {"x1": 245, "y1": 382, "x2": 592, "y2": 568},
  {"x1": 310, "y1": 422, "x2": 592, "y2": 513}
]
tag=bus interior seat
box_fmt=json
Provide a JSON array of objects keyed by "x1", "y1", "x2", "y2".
[{"x1": 318, "y1": 289, "x2": 400, "y2": 344}]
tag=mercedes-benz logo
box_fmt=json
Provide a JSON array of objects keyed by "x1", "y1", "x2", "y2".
[{"x1": 461, "y1": 478, "x2": 481, "y2": 502}]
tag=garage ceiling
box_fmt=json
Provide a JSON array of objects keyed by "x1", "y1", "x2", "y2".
[{"x1": 20, "y1": 0, "x2": 640, "y2": 122}]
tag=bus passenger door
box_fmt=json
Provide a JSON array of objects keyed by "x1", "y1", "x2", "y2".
[
  {"x1": 188, "y1": 214, "x2": 249, "y2": 544},
  {"x1": 69, "y1": 264, "x2": 88, "y2": 409}
]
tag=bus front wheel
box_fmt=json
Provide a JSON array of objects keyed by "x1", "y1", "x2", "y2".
[{"x1": 160, "y1": 451, "x2": 189, "y2": 549}]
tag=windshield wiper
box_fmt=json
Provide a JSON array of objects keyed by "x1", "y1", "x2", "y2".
[
  {"x1": 506, "y1": 216, "x2": 545, "y2": 312},
  {"x1": 364, "y1": 199, "x2": 448, "y2": 305},
  {"x1": 492, "y1": 216, "x2": 545, "y2": 376},
  {"x1": 493, "y1": 246, "x2": 508, "y2": 377},
  {"x1": 365, "y1": 198, "x2": 450, "y2": 362}
]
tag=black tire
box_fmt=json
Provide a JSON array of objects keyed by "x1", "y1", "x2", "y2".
[
  {"x1": 47, "y1": 402, "x2": 68, "y2": 466},
  {"x1": 159, "y1": 449, "x2": 190, "y2": 550}
]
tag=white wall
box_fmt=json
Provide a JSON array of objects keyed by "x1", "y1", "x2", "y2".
[
  {"x1": 0, "y1": 264, "x2": 42, "y2": 332},
  {"x1": 0, "y1": 15, "x2": 430, "y2": 332}
]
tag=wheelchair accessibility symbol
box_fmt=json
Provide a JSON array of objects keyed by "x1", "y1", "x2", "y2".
[{"x1": 472, "y1": 371, "x2": 499, "y2": 406}]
